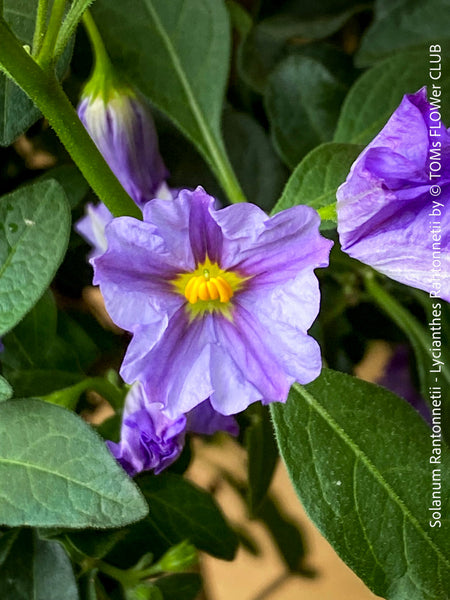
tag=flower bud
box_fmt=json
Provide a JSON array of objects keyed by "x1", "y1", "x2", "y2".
[
  {"x1": 125, "y1": 583, "x2": 162, "y2": 600},
  {"x1": 157, "y1": 541, "x2": 198, "y2": 573},
  {"x1": 78, "y1": 61, "x2": 169, "y2": 209}
]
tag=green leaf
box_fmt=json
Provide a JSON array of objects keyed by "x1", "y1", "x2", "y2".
[
  {"x1": 41, "y1": 376, "x2": 125, "y2": 411},
  {"x1": 63, "y1": 529, "x2": 127, "y2": 560},
  {"x1": 0, "y1": 1, "x2": 73, "y2": 146},
  {"x1": 0, "y1": 376, "x2": 12, "y2": 401},
  {"x1": 239, "y1": 6, "x2": 365, "y2": 93},
  {"x1": 39, "y1": 165, "x2": 89, "y2": 210},
  {"x1": 0, "y1": 529, "x2": 79, "y2": 600},
  {"x1": 92, "y1": 0, "x2": 244, "y2": 202},
  {"x1": 334, "y1": 48, "x2": 450, "y2": 146},
  {"x1": 271, "y1": 369, "x2": 450, "y2": 599},
  {"x1": 153, "y1": 574, "x2": 201, "y2": 600},
  {"x1": 1, "y1": 369, "x2": 83, "y2": 398},
  {"x1": 271, "y1": 142, "x2": 362, "y2": 228},
  {"x1": 2, "y1": 290, "x2": 57, "y2": 369},
  {"x1": 226, "y1": 0, "x2": 252, "y2": 41},
  {"x1": 265, "y1": 54, "x2": 350, "y2": 168},
  {"x1": 357, "y1": 0, "x2": 450, "y2": 66},
  {"x1": 245, "y1": 404, "x2": 278, "y2": 516},
  {"x1": 0, "y1": 180, "x2": 71, "y2": 336},
  {"x1": 224, "y1": 109, "x2": 286, "y2": 211},
  {"x1": 0, "y1": 399, "x2": 148, "y2": 528},
  {"x1": 138, "y1": 472, "x2": 238, "y2": 560}
]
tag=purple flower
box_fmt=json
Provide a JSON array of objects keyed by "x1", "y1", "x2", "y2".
[
  {"x1": 93, "y1": 187, "x2": 332, "y2": 417},
  {"x1": 378, "y1": 346, "x2": 431, "y2": 424},
  {"x1": 337, "y1": 88, "x2": 450, "y2": 300},
  {"x1": 75, "y1": 202, "x2": 113, "y2": 259},
  {"x1": 78, "y1": 82, "x2": 169, "y2": 209},
  {"x1": 108, "y1": 382, "x2": 239, "y2": 476},
  {"x1": 187, "y1": 400, "x2": 239, "y2": 437},
  {"x1": 107, "y1": 382, "x2": 186, "y2": 476}
]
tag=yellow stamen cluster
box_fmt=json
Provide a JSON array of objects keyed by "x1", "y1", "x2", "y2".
[
  {"x1": 172, "y1": 257, "x2": 246, "y2": 318},
  {"x1": 184, "y1": 269, "x2": 233, "y2": 304}
]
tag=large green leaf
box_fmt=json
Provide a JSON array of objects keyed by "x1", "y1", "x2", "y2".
[
  {"x1": 265, "y1": 54, "x2": 350, "y2": 168},
  {"x1": 0, "y1": 399, "x2": 148, "y2": 527},
  {"x1": 0, "y1": 180, "x2": 71, "y2": 336},
  {"x1": 138, "y1": 472, "x2": 238, "y2": 560},
  {"x1": 271, "y1": 369, "x2": 450, "y2": 599},
  {"x1": 223, "y1": 109, "x2": 286, "y2": 211},
  {"x1": 334, "y1": 48, "x2": 450, "y2": 146},
  {"x1": 357, "y1": 0, "x2": 450, "y2": 66},
  {"x1": 271, "y1": 142, "x2": 362, "y2": 228},
  {"x1": 0, "y1": 376, "x2": 12, "y2": 401},
  {"x1": 0, "y1": 529, "x2": 79, "y2": 600},
  {"x1": 0, "y1": 1, "x2": 73, "y2": 146},
  {"x1": 92, "y1": 0, "x2": 232, "y2": 186},
  {"x1": 239, "y1": 6, "x2": 365, "y2": 93}
]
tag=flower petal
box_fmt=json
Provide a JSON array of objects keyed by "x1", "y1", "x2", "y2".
[
  {"x1": 121, "y1": 307, "x2": 214, "y2": 418},
  {"x1": 93, "y1": 217, "x2": 184, "y2": 330}
]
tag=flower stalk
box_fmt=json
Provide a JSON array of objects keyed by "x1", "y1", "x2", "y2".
[{"x1": 0, "y1": 17, "x2": 141, "y2": 218}]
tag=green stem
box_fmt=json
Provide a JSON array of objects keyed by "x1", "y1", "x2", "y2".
[
  {"x1": 216, "y1": 146, "x2": 247, "y2": 204},
  {"x1": 0, "y1": 18, "x2": 140, "y2": 218},
  {"x1": 82, "y1": 9, "x2": 110, "y2": 72},
  {"x1": 92, "y1": 559, "x2": 136, "y2": 587},
  {"x1": 36, "y1": 0, "x2": 66, "y2": 69},
  {"x1": 55, "y1": 0, "x2": 95, "y2": 62},
  {"x1": 32, "y1": 0, "x2": 49, "y2": 57},
  {"x1": 364, "y1": 271, "x2": 450, "y2": 390},
  {"x1": 42, "y1": 376, "x2": 125, "y2": 411}
]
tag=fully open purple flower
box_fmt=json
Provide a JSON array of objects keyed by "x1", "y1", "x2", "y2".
[
  {"x1": 108, "y1": 382, "x2": 238, "y2": 476},
  {"x1": 93, "y1": 187, "x2": 332, "y2": 417},
  {"x1": 337, "y1": 88, "x2": 450, "y2": 300}
]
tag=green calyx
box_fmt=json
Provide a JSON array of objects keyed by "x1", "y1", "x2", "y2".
[{"x1": 82, "y1": 9, "x2": 134, "y2": 104}]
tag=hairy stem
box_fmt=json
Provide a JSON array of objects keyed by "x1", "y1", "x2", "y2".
[
  {"x1": 0, "y1": 18, "x2": 140, "y2": 218},
  {"x1": 32, "y1": 0, "x2": 49, "y2": 56},
  {"x1": 36, "y1": 0, "x2": 66, "y2": 69}
]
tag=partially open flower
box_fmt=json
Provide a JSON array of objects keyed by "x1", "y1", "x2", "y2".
[
  {"x1": 337, "y1": 88, "x2": 450, "y2": 300},
  {"x1": 107, "y1": 382, "x2": 186, "y2": 476},
  {"x1": 93, "y1": 187, "x2": 332, "y2": 417},
  {"x1": 78, "y1": 57, "x2": 169, "y2": 209}
]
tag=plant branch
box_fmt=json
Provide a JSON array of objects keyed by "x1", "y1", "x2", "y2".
[
  {"x1": 32, "y1": 0, "x2": 49, "y2": 56},
  {"x1": 0, "y1": 18, "x2": 140, "y2": 218},
  {"x1": 36, "y1": 0, "x2": 66, "y2": 69},
  {"x1": 55, "y1": 0, "x2": 97, "y2": 62}
]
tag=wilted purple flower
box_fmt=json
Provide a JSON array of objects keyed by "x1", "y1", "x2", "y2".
[
  {"x1": 378, "y1": 345, "x2": 431, "y2": 424},
  {"x1": 108, "y1": 382, "x2": 239, "y2": 476},
  {"x1": 107, "y1": 382, "x2": 186, "y2": 476},
  {"x1": 337, "y1": 88, "x2": 450, "y2": 300},
  {"x1": 78, "y1": 65, "x2": 169, "y2": 209},
  {"x1": 93, "y1": 187, "x2": 332, "y2": 417}
]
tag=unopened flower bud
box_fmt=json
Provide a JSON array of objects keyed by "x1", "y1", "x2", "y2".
[
  {"x1": 157, "y1": 541, "x2": 198, "y2": 573},
  {"x1": 78, "y1": 61, "x2": 169, "y2": 209}
]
